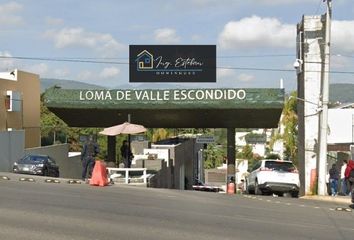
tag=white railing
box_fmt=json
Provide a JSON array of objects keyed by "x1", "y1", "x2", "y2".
[{"x1": 107, "y1": 167, "x2": 147, "y2": 184}]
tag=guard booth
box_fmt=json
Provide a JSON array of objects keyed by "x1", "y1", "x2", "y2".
[{"x1": 43, "y1": 87, "x2": 284, "y2": 192}]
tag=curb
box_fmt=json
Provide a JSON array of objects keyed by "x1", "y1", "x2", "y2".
[
  {"x1": 300, "y1": 195, "x2": 351, "y2": 205},
  {"x1": 0, "y1": 172, "x2": 83, "y2": 185}
]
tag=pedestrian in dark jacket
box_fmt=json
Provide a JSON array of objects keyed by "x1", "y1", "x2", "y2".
[
  {"x1": 329, "y1": 164, "x2": 339, "y2": 196},
  {"x1": 81, "y1": 135, "x2": 99, "y2": 181},
  {"x1": 120, "y1": 140, "x2": 133, "y2": 168}
]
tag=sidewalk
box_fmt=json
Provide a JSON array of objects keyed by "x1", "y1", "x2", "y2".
[{"x1": 301, "y1": 194, "x2": 352, "y2": 205}]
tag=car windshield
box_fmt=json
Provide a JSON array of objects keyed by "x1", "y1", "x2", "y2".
[
  {"x1": 18, "y1": 156, "x2": 46, "y2": 164},
  {"x1": 265, "y1": 161, "x2": 295, "y2": 172}
]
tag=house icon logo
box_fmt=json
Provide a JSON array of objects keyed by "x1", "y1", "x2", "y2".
[{"x1": 136, "y1": 50, "x2": 153, "y2": 71}]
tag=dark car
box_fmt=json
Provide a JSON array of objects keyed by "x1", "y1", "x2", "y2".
[{"x1": 13, "y1": 154, "x2": 59, "y2": 177}]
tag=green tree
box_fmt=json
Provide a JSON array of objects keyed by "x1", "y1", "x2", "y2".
[
  {"x1": 282, "y1": 92, "x2": 298, "y2": 164},
  {"x1": 40, "y1": 94, "x2": 68, "y2": 145},
  {"x1": 204, "y1": 144, "x2": 225, "y2": 169},
  {"x1": 269, "y1": 91, "x2": 298, "y2": 165}
]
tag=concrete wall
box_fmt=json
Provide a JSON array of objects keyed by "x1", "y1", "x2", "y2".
[
  {"x1": 25, "y1": 144, "x2": 82, "y2": 179},
  {"x1": 0, "y1": 70, "x2": 40, "y2": 148},
  {"x1": 0, "y1": 130, "x2": 25, "y2": 171}
]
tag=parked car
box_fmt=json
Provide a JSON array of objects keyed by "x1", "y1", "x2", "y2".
[
  {"x1": 192, "y1": 179, "x2": 221, "y2": 192},
  {"x1": 246, "y1": 159, "x2": 299, "y2": 197},
  {"x1": 13, "y1": 154, "x2": 60, "y2": 177}
]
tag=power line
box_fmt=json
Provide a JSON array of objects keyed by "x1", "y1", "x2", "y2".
[
  {"x1": 1, "y1": 55, "x2": 354, "y2": 75},
  {"x1": 0, "y1": 56, "x2": 128, "y2": 65}
]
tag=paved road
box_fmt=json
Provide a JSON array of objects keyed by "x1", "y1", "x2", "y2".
[{"x1": 1, "y1": 175, "x2": 354, "y2": 240}]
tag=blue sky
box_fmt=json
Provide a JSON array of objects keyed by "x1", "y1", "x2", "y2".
[{"x1": 0, "y1": 0, "x2": 353, "y2": 91}]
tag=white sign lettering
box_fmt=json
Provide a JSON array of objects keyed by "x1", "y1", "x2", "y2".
[{"x1": 79, "y1": 89, "x2": 247, "y2": 102}]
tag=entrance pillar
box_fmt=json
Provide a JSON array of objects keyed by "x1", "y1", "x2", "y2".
[
  {"x1": 107, "y1": 136, "x2": 116, "y2": 164},
  {"x1": 227, "y1": 127, "x2": 236, "y2": 194}
]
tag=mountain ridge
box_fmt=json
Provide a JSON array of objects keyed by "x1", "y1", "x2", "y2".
[{"x1": 40, "y1": 78, "x2": 354, "y2": 103}]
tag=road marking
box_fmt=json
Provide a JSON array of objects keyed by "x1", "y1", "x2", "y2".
[
  {"x1": 1, "y1": 176, "x2": 10, "y2": 180},
  {"x1": 243, "y1": 195, "x2": 352, "y2": 213}
]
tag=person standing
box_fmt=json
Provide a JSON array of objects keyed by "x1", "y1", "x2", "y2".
[
  {"x1": 120, "y1": 140, "x2": 133, "y2": 168},
  {"x1": 81, "y1": 135, "x2": 99, "y2": 181},
  {"x1": 344, "y1": 158, "x2": 354, "y2": 194},
  {"x1": 329, "y1": 164, "x2": 339, "y2": 196},
  {"x1": 340, "y1": 161, "x2": 348, "y2": 195}
]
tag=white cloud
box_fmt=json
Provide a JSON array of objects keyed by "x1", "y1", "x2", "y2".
[
  {"x1": 188, "y1": 0, "x2": 317, "y2": 8},
  {"x1": 191, "y1": 34, "x2": 202, "y2": 42},
  {"x1": 252, "y1": 0, "x2": 317, "y2": 5},
  {"x1": 23, "y1": 63, "x2": 49, "y2": 76},
  {"x1": 332, "y1": 20, "x2": 354, "y2": 54},
  {"x1": 331, "y1": 55, "x2": 351, "y2": 69},
  {"x1": 45, "y1": 17, "x2": 64, "y2": 26},
  {"x1": 218, "y1": 15, "x2": 295, "y2": 49},
  {"x1": 217, "y1": 67, "x2": 236, "y2": 79},
  {"x1": 0, "y1": 1, "x2": 23, "y2": 26},
  {"x1": 237, "y1": 73, "x2": 255, "y2": 82},
  {"x1": 77, "y1": 70, "x2": 93, "y2": 81},
  {"x1": 154, "y1": 28, "x2": 180, "y2": 44},
  {"x1": 44, "y1": 27, "x2": 125, "y2": 57},
  {"x1": 53, "y1": 68, "x2": 70, "y2": 78},
  {"x1": 0, "y1": 51, "x2": 15, "y2": 70},
  {"x1": 99, "y1": 67, "x2": 120, "y2": 78}
]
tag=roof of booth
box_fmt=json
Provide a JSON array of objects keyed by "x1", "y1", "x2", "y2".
[{"x1": 43, "y1": 87, "x2": 284, "y2": 128}]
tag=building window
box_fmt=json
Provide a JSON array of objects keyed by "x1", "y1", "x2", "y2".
[{"x1": 5, "y1": 95, "x2": 10, "y2": 110}]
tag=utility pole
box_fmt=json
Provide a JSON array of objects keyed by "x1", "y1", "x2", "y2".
[{"x1": 317, "y1": 0, "x2": 332, "y2": 195}]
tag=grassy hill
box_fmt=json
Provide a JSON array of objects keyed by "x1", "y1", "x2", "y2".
[
  {"x1": 329, "y1": 83, "x2": 354, "y2": 103},
  {"x1": 40, "y1": 78, "x2": 105, "y2": 93}
]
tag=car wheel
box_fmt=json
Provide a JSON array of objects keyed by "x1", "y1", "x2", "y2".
[
  {"x1": 246, "y1": 180, "x2": 254, "y2": 194},
  {"x1": 274, "y1": 192, "x2": 284, "y2": 197},
  {"x1": 291, "y1": 191, "x2": 299, "y2": 198},
  {"x1": 247, "y1": 185, "x2": 255, "y2": 194},
  {"x1": 255, "y1": 180, "x2": 262, "y2": 195}
]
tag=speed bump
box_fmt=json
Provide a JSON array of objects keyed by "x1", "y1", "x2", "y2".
[
  {"x1": 67, "y1": 180, "x2": 81, "y2": 184},
  {"x1": 45, "y1": 179, "x2": 61, "y2": 184},
  {"x1": 1, "y1": 176, "x2": 10, "y2": 180},
  {"x1": 335, "y1": 207, "x2": 352, "y2": 212},
  {"x1": 19, "y1": 177, "x2": 35, "y2": 182}
]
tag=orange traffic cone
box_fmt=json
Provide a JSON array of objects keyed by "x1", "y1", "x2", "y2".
[
  {"x1": 90, "y1": 160, "x2": 109, "y2": 187},
  {"x1": 227, "y1": 182, "x2": 235, "y2": 194}
]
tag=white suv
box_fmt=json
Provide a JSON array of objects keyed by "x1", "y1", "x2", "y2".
[{"x1": 246, "y1": 160, "x2": 300, "y2": 197}]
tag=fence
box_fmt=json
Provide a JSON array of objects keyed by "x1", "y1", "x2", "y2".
[{"x1": 107, "y1": 167, "x2": 147, "y2": 185}]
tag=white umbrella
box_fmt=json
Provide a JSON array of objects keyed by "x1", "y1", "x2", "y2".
[{"x1": 99, "y1": 122, "x2": 147, "y2": 136}]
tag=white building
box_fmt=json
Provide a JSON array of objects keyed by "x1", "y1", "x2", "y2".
[
  {"x1": 327, "y1": 105, "x2": 354, "y2": 158},
  {"x1": 235, "y1": 129, "x2": 270, "y2": 157}
]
